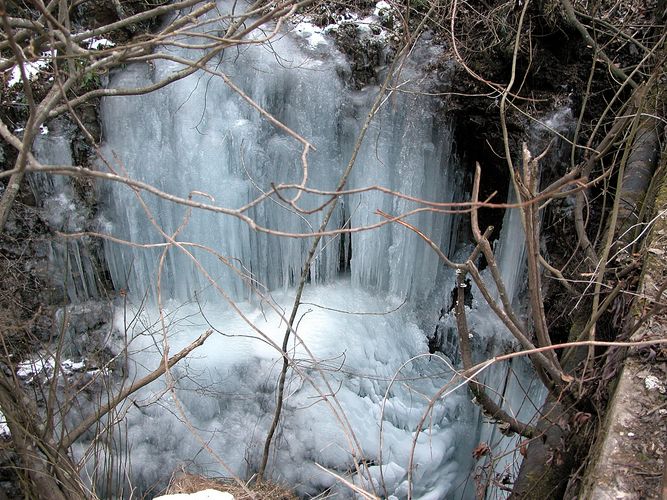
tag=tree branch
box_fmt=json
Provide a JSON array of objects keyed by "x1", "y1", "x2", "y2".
[{"x1": 61, "y1": 329, "x2": 212, "y2": 449}]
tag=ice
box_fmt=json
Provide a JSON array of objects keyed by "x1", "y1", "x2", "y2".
[
  {"x1": 99, "y1": 39, "x2": 346, "y2": 302},
  {"x1": 98, "y1": 21, "x2": 458, "y2": 309},
  {"x1": 31, "y1": 121, "x2": 101, "y2": 302},
  {"x1": 495, "y1": 105, "x2": 574, "y2": 307},
  {"x1": 495, "y1": 191, "x2": 527, "y2": 307},
  {"x1": 99, "y1": 282, "x2": 473, "y2": 497},
  {"x1": 535, "y1": 106, "x2": 574, "y2": 138}
]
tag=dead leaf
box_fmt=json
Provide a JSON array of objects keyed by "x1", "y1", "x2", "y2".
[
  {"x1": 473, "y1": 442, "x2": 491, "y2": 460},
  {"x1": 555, "y1": 450, "x2": 565, "y2": 467},
  {"x1": 572, "y1": 411, "x2": 591, "y2": 427}
]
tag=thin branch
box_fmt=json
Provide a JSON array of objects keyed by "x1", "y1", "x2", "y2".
[
  {"x1": 61, "y1": 329, "x2": 212, "y2": 449},
  {"x1": 455, "y1": 266, "x2": 536, "y2": 439},
  {"x1": 560, "y1": 0, "x2": 638, "y2": 89}
]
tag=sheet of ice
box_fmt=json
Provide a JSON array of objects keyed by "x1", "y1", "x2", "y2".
[
  {"x1": 83, "y1": 281, "x2": 476, "y2": 498},
  {"x1": 495, "y1": 191, "x2": 526, "y2": 306},
  {"x1": 31, "y1": 122, "x2": 102, "y2": 302},
  {"x1": 433, "y1": 274, "x2": 548, "y2": 499},
  {"x1": 495, "y1": 105, "x2": 574, "y2": 308},
  {"x1": 84, "y1": 4, "x2": 544, "y2": 498},
  {"x1": 99, "y1": 16, "x2": 459, "y2": 308}
]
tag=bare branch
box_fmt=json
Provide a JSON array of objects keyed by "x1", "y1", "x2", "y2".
[{"x1": 62, "y1": 329, "x2": 212, "y2": 449}]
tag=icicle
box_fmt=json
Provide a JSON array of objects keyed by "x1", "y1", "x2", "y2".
[
  {"x1": 99, "y1": 30, "x2": 462, "y2": 306},
  {"x1": 31, "y1": 122, "x2": 100, "y2": 302}
]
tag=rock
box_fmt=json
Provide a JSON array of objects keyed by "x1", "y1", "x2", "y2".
[{"x1": 54, "y1": 301, "x2": 113, "y2": 357}]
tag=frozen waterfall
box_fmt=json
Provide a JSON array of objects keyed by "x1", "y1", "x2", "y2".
[
  {"x1": 98, "y1": 34, "x2": 458, "y2": 307},
  {"x1": 40, "y1": 4, "x2": 554, "y2": 499}
]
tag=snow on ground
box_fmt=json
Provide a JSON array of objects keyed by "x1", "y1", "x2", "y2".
[
  {"x1": 16, "y1": 355, "x2": 87, "y2": 384},
  {"x1": 292, "y1": 22, "x2": 328, "y2": 47},
  {"x1": 85, "y1": 37, "x2": 115, "y2": 50},
  {"x1": 7, "y1": 51, "x2": 55, "y2": 86},
  {"x1": 0, "y1": 410, "x2": 9, "y2": 439},
  {"x1": 374, "y1": 0, "x2": 393, "y2": 16}
]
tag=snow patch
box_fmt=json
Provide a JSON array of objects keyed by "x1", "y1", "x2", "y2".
[
  {"x1": 16, "y1": 357, "x2": 56, "y2": 383},
  {"x1": 86, "y1": 37, "x2": 115, "y2": 50},
  {"x1": 0, "y1": 410, "x2": 10, "y2": 439},
  {"x1": 374, "y1": 0, "x2": 393, "y2": 16},
  {"x1": 644, "y1": 375, "x2": 665, "y2": 393},
  {"x1": 313, "y1": 3, "x2": 396, "y2": 42},
  {"x1": 7, "y1": 51, "x2": 55, "y2": 87},
  {"x1": 292, "y1": 22, "x2": 328, "y2": 47},
  {"x1": 16, "y1": 355, "x2": 87, "y2": 384}
]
